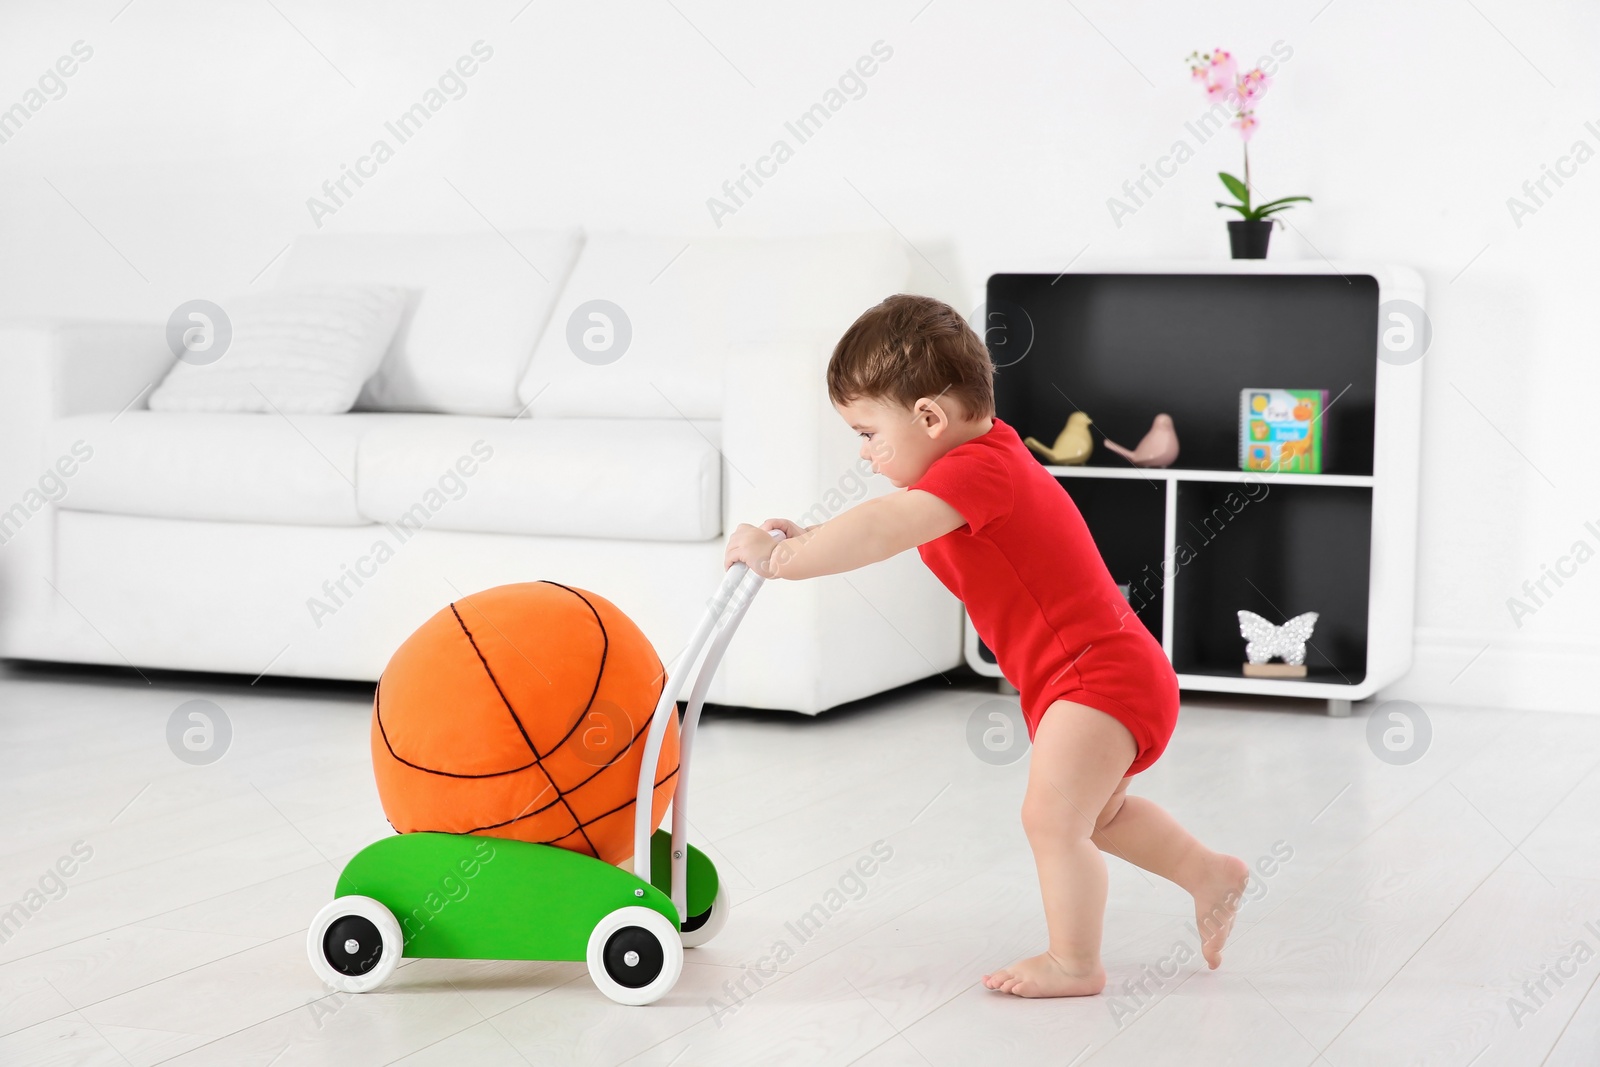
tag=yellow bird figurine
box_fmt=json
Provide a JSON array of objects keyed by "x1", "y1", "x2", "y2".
[{"x1": 1025, "y1": 412, "x2": 1094, "y2": 465}]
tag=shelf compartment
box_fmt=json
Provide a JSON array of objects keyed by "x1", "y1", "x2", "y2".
[
  {"x1": 1058, "y1": 476, "x2": 1167, "y2": 644},
  {"x1": 1169, "y1": 480, "x2": 1371, "y2": 686},
  {"x1": 990, "y1": 272, "x2": 1380, "y2": 476}
]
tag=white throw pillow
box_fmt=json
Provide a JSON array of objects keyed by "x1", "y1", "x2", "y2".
[
  {"x1": 516, "y1": 231, "x2": 910, "y2": 420},
  {"x1": 148, "y1": 284, "x2": 409, "y2": 414},
  {"x1": 273, "y1": 229, "x2": 584, "y2": 416}
]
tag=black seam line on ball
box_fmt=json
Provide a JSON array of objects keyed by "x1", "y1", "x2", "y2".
[
  {"x1": 374, "y1": 672, "x2": 546, "y2": 779},
  {"x1": 450, "y1": 601, "x2": 542, "y2": 756},
  {"x1": 562, "y1": 673, "x2": 669, "y2": 796},
  {"x1": 526, "y1": 584, "x2": 674, "y2": 817},
  {"x1": 373, "y1": 650, "x2": 676, "y2": 820},
  {"x1": 528, "y1": 581, "x2": 613, "y2": 859},
  {"x1": 454, "y1": 709, "x2": 676, "y2": 834},
  {"x1": 426, "y1": 762, "x2": 678, "y2": 839},
  {"x1": 566, "y1": 764, "x2": 681, "y2": 833},
  {"x1": 450, "y1": 597, "x2": 598, "y2": 859},
  {"x1": 468, "y1": 687, "x2": 669, "y2": 824},
  {"x1": 532, "y1": 580, "x2": 615, "y2": 760},
  {"x1": 532, "y1": 765, "x2": 681, "y2": 847}
]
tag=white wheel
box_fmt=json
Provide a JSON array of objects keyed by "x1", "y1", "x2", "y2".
[
  {"x1": 586, "y1": 906, "x2": 683, "y2": 1005},
  {"x1": 679, "y1": 883, "x2": 730, "y2": 948},
  {"x1": 307, "y1": 895, "x2": 403, "y2": 993}
]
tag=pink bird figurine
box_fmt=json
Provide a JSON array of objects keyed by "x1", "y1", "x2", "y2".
[{"x1": 1104, "y1": 414, "x2": 1180, "y2": 468}]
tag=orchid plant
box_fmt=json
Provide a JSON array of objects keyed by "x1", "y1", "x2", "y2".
[{"x1": 1186, "y1": 48, "x2": 1309, "y2": 224}]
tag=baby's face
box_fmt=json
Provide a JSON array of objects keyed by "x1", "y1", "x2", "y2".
[{"x1": 834, "y1": 396, "x2": 945, "y2": 488}]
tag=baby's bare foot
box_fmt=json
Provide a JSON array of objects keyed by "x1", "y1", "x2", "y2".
[
  {"x1": 982, "y1": 952, "x2": 1106, "y2": 998},
  {"x1": 1192, "y1": 853, "x2": 1250, "y2": 969}
]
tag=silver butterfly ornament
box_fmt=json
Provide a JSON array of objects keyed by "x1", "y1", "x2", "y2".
[{"x1": 1237, "y1": 610, "x2": 1319, "y2": 666}]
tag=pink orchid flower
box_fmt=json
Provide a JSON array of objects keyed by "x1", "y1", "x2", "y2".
[
  {"x1": 1187, "y1": 50, "x2": 1271, "y2": 140},
  {"x1": 1236, "y1": 68, "x2": 1272, "y2": 106},
  {"x1": 1194, "y1": 49, "x2": 1236, "y2": 102},
  {"x1": 1209, "y1": 48, "x2": 1237, "y2": 86}
]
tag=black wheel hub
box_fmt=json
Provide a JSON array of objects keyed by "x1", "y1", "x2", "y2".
[
  {"x1": 323, "y1": 914, "x2": 384, "y2": 977},
  {"x1": 603, "y1": 925, "x2": 665, "y2": 988}
]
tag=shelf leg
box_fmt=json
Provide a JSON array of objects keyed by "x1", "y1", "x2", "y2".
[
  {"x1": 998, "y1": 677, "x2": 1018, "y2": 696},
  {"x1": 1327, "y1": 698, "x2": 1352, "y2": 718}
]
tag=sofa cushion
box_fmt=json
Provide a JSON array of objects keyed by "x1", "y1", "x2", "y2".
[
  {"x1": 147, "y1": 283, "x2": 409, "y2": 414},
  {"x1": 274, "y1": 229, "x2": 583, "y2": 416},
  {"x1": 48, "y1": 411, "x2": 379, "y2": 526},
  {"x1": 353, "y1": 415, "x2": 721, "y2": 542},
  {"x1": 46, "y1": 411, "x2": 721, "y2": 541},
  {"x1": 516, "y1": 231, "x2": 910, "y2": 420}
]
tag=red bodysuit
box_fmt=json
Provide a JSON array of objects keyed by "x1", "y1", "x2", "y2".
[{"x1": 910, "y1": 416, "x2": 1180, "y2": 775}]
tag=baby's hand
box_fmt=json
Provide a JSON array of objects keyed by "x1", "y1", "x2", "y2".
[
  {"x1": 760, "y1": 518, "x2": 806, "y2": 539},
  {"x1": 724, "y1": 523, "x2": 778, "y2": 576}
]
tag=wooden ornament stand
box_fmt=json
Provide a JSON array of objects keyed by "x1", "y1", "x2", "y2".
[{"x1": 1243, "y1": 662, "x2": 1308, "y2": 678}]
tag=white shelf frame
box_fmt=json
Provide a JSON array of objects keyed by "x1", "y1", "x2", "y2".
[
  {"x1": 1042, "y1": 465, "x2": 1375, "y2": 488},
  {"x1": 964, "y1": 259, "x2": 1426, "y2": 716}
]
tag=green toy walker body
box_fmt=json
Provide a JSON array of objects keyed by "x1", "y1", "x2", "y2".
[{"x1": 305, "y1": 540, "x2": 778, "y2": 1005}]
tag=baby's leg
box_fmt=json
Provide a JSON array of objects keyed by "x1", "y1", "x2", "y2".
[
  {"x1": 1092, "y1": 780, "x2": 1249, "y2": 969},
  {"x1": 982, "y1": 700, "x2": 1133, "y2": 998}
]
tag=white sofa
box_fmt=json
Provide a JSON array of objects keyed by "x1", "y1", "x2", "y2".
[{"x1": 0, "y1": 230, "x2": 964, "y2": 714}]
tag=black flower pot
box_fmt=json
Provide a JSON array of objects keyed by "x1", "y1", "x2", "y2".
[{"x1": 1228, "y1": 219, "x2": 1273, "y2": 259}]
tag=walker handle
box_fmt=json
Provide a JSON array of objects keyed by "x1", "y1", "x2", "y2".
[{"x1": 632, "y1": 528, "x2": 784, "y2": 903}]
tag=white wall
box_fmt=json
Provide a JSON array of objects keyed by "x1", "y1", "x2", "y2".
[{"x1": 2, "y1": 0, "x2": 1595, "y2": 714}]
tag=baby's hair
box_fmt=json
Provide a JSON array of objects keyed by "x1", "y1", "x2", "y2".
[{"x1": 827, "y1": 293, "x2": 995, "y2": 422}]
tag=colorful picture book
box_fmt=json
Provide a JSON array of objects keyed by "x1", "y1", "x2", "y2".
[{"x1": 1239, "y1": 388, "x2": 1328, "y2": 474}]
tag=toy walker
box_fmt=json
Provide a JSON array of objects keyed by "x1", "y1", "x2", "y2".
[{"x1": 304, "y1": 537, "x2": 780, "y2": 1005}]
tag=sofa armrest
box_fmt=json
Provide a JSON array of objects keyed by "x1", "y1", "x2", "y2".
[
  {"x1": 0, "y1": 319, "x2": 171, "y2": 510},
  {"x1": 0, "y1": 320, "x2": 173, "y2": 655},
  {"x1": 0, "y1": 319, "x2": 173, "y2": 422},
  {"x1": 719, "y1": 334, "x2": 965, "y2": 713}
]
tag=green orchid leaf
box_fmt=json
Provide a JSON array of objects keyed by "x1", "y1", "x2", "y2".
[
  {"x1": 1253, "y1": 196, "x2": 1313, "y2": 212},
  {"x1": 1214, "y1": 201, "x2": 1252, "y2": 218},
  {"x1": 1218, "y1": 172, "x2": 1250, "y2": 204}
]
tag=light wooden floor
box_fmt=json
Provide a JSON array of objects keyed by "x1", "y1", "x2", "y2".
[{"x1": 2, "y1": 661, "x2": 1598, "y2": 1067}]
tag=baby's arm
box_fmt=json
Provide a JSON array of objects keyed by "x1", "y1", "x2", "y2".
[{"x1": 758, "y1": 489, "x2": 966, "y2": 581}]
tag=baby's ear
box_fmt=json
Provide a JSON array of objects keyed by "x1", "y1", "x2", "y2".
[{"x1": 916, "y1": 398, "x2": 951, "y2": 434}]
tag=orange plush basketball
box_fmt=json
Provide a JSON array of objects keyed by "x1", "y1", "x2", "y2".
[{"x1": 370, "y1": 581, "x2": 678, "y2": 865}]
